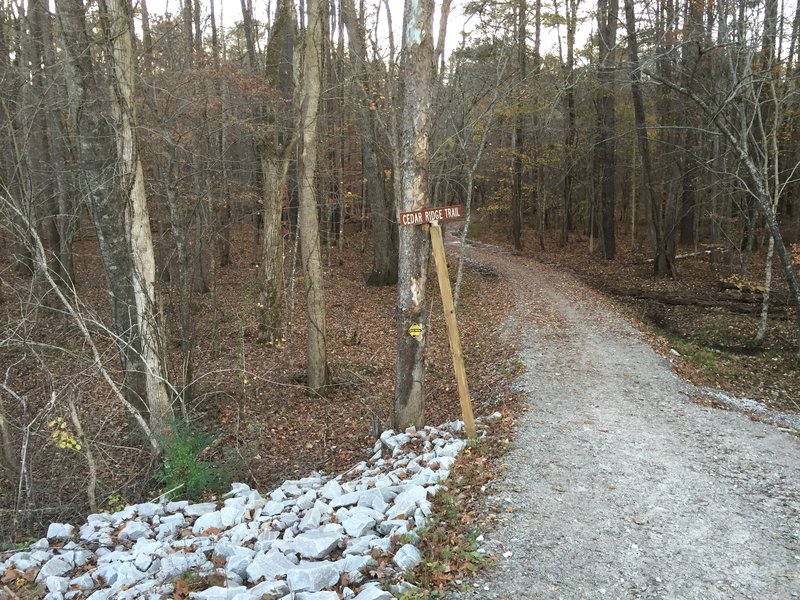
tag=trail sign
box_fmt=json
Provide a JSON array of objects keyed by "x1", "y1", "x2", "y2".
[
  {"x1": 398, "y1": 203, "x2": 476, "y2": 439},
  {"x1": 399, "y1": 204, "x2": 463, "y2": 227}
]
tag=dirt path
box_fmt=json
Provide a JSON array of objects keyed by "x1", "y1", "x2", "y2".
[{"x1": 449, "y1": 240, "x2": 800, "y2": 600}]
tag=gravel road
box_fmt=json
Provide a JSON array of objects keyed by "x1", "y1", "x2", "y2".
[{"x1": 449, "y1": 241, "x2": 800, "y2": 600}]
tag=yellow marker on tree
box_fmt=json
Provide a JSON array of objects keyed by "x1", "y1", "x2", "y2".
[{"x1": 398, "y1": 204, "x2": 476, "y2": 439}]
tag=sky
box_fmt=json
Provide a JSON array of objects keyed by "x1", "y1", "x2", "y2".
[{"x1": 141, "y1": 0, "x2": 514, "y2": 60}]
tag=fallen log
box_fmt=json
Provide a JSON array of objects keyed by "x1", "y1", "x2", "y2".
[{"x1": 638, "y1": 247, "x2": 726, "y2": 264}]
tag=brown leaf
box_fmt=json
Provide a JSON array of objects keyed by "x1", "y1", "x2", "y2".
[
  {"x1": 210, "y1": 553, "x2": 226, "y2": 569},
  {"x1": 173, "y1": 578, "x2": 190, "y2": 599},
  {"x1": 2, "y1": 567, "x2": 18, "y2": 584},
  {"x1": 21, "y1": 567, "x2": 38, "y2": 582}
]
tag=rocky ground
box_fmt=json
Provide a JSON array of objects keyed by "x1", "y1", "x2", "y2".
[
  {"x1": 1, "y1": 424, "x2": 482, "y2": 599},
  {"x1": 446, "y1": 239, "x2": 800, "y2": 599},
  {"x1": 2, "y1": 224, "x2": 799, "y2": 599}
]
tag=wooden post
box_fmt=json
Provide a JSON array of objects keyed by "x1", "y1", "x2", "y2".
[{"x1": 429, "y1": 221, "x2": 477, "y2": 439}]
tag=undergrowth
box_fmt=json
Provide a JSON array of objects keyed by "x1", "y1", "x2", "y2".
[{"x1": 154, "y1": 420, "x2": 242, "y2": 500}]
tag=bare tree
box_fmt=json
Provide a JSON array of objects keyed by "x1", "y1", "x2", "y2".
[
  {"x1": 298, "y1": 0, "x2": 329, "y2": 393},
  {"x1": 54, "y1": 0, "x2": 173, "y2": 435},
  {"x1": 260, "y1": 0, "x2": 297, "y2": 344},
  {"x1": 394, "y1": 0, "x2": 435, "y2": 429},
  {"x1": 596, "y1": 0, "x2": 618, "y2": 259},
  {"x1": 341, "y1": 0, "x2": 399, "y2": 286}
]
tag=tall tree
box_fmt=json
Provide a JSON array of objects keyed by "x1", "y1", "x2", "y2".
[
  {"x1": 260, "y1": 0, "x2": 297, "y2": 344},
  {"x1": 561, "y1": 0, "x2": 579, "y2": 246},
  {"x1": 395, "y1": 0, "x2": 435, "y2": 429},
  {"x1": 624, "y1": 0, "x2": 673, "y2": 276},
  {"x1": 510, "y1": 0, "x2": 526, "y2": 250},
  {"x1": 596, "y1": 0, "x2": 618, "y2": 259},
  {"x1": 644, "y1": 6, "x2": 800, "y2": 350},
  {"x1": 340, "y1": 0, "x2": 398, "y2": 286},
  {"x1": 54, "y1": 0, "x2": 173, "y2": 438},
  {"x1": 298, "y1": 0, "x2": 329, "y2": 392},
  {"x1": 678, "y1": 0, "x2": 704, "y2": 246}
]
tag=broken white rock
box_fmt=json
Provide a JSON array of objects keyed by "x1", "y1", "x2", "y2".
[
  {"x1": 225, "y1": 482, "x2": 251, "y2": 497},
  {"x1": 320, "y1": 479, "x2": 343, "y2": 500},
  {"x1": 286, "y1": 560, "x2": 341, "y2": 592},
  {"x1": 277, "y1": 529, "x2": 342, "y2": 560},
  {"x1": 45, "y1": 575, "x2": 69, "y2": 594},
  {"x1": 189, "y1": 585, "x2": 248, "y2": 599},
  {"x1": 120, "y1": 520, "x2": 152, "y2": 541},
  {"x1": 342, "y1": 513, "x2": 376, "y2": 537},
  {"x1": 184, "y1": 502, "x2": 218, "y2": 516},
  {"x1": 36, "y1": 556, "x2": 71, "y2": 581},
  {"x1": 329, "y1": 490, "x2": 362, "y2": 509},
  {"x1": 1, "y1": 423, "x2": 474, "y2": 600},
  {"x1": 220, "y1": 505, "x2": 246, "y2": 528},
  {"x1": 263, "y1": 500, "x2": 286, "y2": 517},
  {"x1": 245, "y1": 549, "x2": 296, "y2": 583},
  {"x1": 192, "y1": 510, "x2": 224, "y2": 534},
  {"x1": 46, "y1": 523, "x2": 74, "y2": 540},
  {"x1": 393, "y1": 543, "x2": 422, "y2": 571},
  {"x1": 295, "y1": 592, "x2": 340, "y2": 600},
  {"x1": 352, "y1": 583, "x2": 394, "y2": 600},
  {"x1": 297, "y1": 489, "x2": 317, "y2": 511},
  {"x1": 134, "y1": 503, "x2": 163, "y2": 518},
  {"x1": 299, "y1": 506, "x2": 323, "y2": 532}
]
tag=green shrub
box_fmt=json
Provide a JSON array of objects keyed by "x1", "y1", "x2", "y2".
[{"x1": 155, "y1": 421, "x2": 237, "y2": 500}]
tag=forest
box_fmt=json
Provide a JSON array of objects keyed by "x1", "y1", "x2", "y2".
[{"x1": 1, "y1": 0, "x2": 799, "y2": 550}]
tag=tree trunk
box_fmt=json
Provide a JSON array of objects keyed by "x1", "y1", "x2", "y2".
[
  {"x1": 54, "y1": 0, "x2": 173, "y2": 437},
  {"x1": 596, "y1": 0, "x2": 618, "y2": 259},
  {"x1": 624, "y1": 0, "x2": 673, "y2": 276},
  {"x1": 106, "y1": 0, "x2": 173, "y2": 434},
  {"x1": 260, "y1": 0, "x2": 296, "y2": 345},
  {"x1": 645, "y1": 73, "x2": 800, "y2": 351},
  {"x1": 678, "y1": 0, "x2": 704, "y2": 247},
  {"x1": 510, "y1": 0, "x2": 526, "y2": 251},
  {"x1": 561, "y1": 0, "x2": 579, "y2": 246},
  {"x1": 240, "y1": 0, "x2": 258, "y2": 71},
  {"x1": 39, "y1": 0, "x2": 76, "y2": 287},
  {"x1": 340, "y1": 0, "x2": 398, "y2": 286},
  {"x1": 394, "y1": 0, "x2": 435, "y2": 430},
  {"x1": 298, "y1": 0, "x2": 329, "y2": 393}
]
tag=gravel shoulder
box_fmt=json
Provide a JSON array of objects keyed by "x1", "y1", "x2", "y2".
[{"x1": 450, "y1": 241, "x2": 800, "y2": 600}]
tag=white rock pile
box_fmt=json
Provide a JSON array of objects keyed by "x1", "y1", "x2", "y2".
[{"x1": 1, "y1": 424, "x2": 470, "y2": 600}]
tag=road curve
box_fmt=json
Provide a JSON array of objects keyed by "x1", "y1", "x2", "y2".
[{"x1": 448, "y1": 241, "x2": 800, "y2": 600}]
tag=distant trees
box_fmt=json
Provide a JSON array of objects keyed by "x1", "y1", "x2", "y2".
[
  {"x1": 341, "y1": 0, "x2": 399, "y2": 286},
  {"x1": 3, "y1": 0, "x2": 800, "y2": 525}
]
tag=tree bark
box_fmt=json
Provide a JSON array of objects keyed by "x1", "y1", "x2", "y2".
[
  {"x1": 510, "y1": 0, "x2": 526, "y2": 251},
  {"x1": 394, "y1": 0, "x2": 435, "y2": 430},
  {"x1": 298, "y1": 0, "x2": 329, "y2": 393},
  {"x1": 596, "y1": 0, "x2": 618, "y2": 259},
  {"x1": 646, "y1": 71, "x2": 800, "y2": 349},
  {"x1": 260, "y1": 0, "x2": 296, "y2": 345},
  {"x1": 106, "y1": 0, "x2": 173, "y2": 434},
  {"x1": 54, "y1": 0, "x2": 173, "y2": 436},
  {"x1": 340, "y1": 0, "x2": 398, "y2": 286},
  {"x1": 561, "y1": 0, "x2": 579, "y2": 246},
  {"x1": 624, "y1": 0, "x2": 673, "y2": 276}
]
